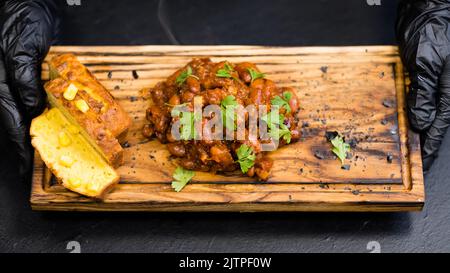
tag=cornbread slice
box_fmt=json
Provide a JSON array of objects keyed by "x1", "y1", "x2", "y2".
[
  {"x1": 48, "y1": 53, "x2": 131, "y2": 141},
  {"x1": 45, "y1": 78, "x2": 124, "y2": 168},
  {"x1": 30, "y1": 108, "x2": 119, "y2": 198}
]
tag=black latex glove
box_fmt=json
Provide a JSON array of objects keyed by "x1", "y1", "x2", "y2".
[
  {"x1": 0, "y1": 0, "x2": 59, "y2": 178},
  {"x1": 397, "y1": 0, "x2": 450, "y2": 171}
]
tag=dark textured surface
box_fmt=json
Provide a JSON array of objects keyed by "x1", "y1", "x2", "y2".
[{"x1": 1, "y1": 0, "x2": 450, "y2": 253}]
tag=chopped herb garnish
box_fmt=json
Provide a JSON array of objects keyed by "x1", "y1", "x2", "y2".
[
  {"x1": 277, "y1": 123, "x2": 292, "y2": 144},
  {"x1": 236, "y1": 144, "x2": 256, "y2": 173},
  {"x1": 271, "y1": 91, "x2": 292, "y2": 113},
  {"x1": 221, "y1": 95, "x2": 239, "y2": 130},
  {"x1": 175, "y1": 66, "x2": 199, "y2": 86},
  {"x1": 247, "y1": 68, "x2": 265, "y2": 83},
  {"x1": 221, "y1": 95, "x2": 239, "y2": 108},
  {"x1": 171, "y1": 166, "x2": 195, "y2": 192},
  {"x1": 179, "y1": 112, "x2": 196, "y2": 140},
  {"x1": 329, "y1": 134, "x2": 351, "y2": 166},
  {"x1": 216, "y1": 63, "x2": 238, "y2": 80},
  {"x1": 283, "y1": 91, "x2": 292, "y2": 100},
  {"x1": 261, "y1": 110, "x2": 284, "y2": 126},
  {"x1": 171, "y1": 104, "x2": 200, "y2": 140},
  {"x1": 268, "y1": 122, "x2": 291, "y2": 144},
  {"x1": 261, "y1": 109, "x2": 291, "y2": 144}
]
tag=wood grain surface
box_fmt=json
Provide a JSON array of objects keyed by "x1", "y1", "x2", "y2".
[{"x1": 31, "y1": 45, "x2": 424, "y2": 212}]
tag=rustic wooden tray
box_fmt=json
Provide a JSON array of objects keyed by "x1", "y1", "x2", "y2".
[{"x1": 30, "y1": 45, "x2": 424, "y2": 212}]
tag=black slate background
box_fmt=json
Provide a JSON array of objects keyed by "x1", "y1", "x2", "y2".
[{"x1": 1, "y1": 0, "x2": 450, "y2": 253}]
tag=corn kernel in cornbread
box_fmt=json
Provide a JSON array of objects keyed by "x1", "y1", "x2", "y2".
[
  {"x1": 87, "y1": 182, "x2": 100, "y2": 192},
  {"x1": 59, "y1": 155, "x2": 74, "y2": 167},
  {"x1": 58, "y1": 131, "x2": 71, "y2": 147},
  {"x1": 30, "y1": 108, "x2": 119, "y2": 198},
  {"x1": 68, "y1": 177, "x2": 81, "y2": 188},
  {"x1": 75, "y1": 99, "x2": 89, "y2": 113},
  {"x1": 67, "y1": 125, "x2": 79, "y2": 134},
  {"x1": 63, "y1": 83, "x2": 78, "y2": 100}
]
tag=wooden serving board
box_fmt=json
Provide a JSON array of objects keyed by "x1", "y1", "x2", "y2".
[{"x1": 30, "y1": 45, "x2": 424, "y2": 212}]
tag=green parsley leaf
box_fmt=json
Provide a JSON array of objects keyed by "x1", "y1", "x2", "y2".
[
  {"x1": 171, "y1": 105, "x2": 200, "y2": 140},
  {"x1": 261, "y1": 109, "x2": 284, "y2": 126},
  {"x1": 247, "y1": 68, "x2": 265, "y2": 83},
  {"x1": 267, "y1": 122, "x2": 292, "y2": 144},
  {"x1": 283, "y1": 91, "x2": 292, "y2": 101},
  {"x1": 221, "y1": 95, "x2": 239, "y2": 108},
  {"x1": 179, "y1": 112, "x2": 196, "y2": 140},
  {"x1": 224, "y1": 110, "x2": 237, "y2": 131},
  {"x1": 330, "y1": 135, "x2": 351, "y2": 165},
  {"x1": 216, "y1": 63, "x2": 237, "y2": 80},
  {"x1": 276, "y1": 123, "x2": 292, "y2": 144},
  {"x1": 175, "y1": 66, "x2": 199, "y2": 86},
  {"x1": 271, "y1": 91, "x2": 292, "y2": 113},
  {"x1": 221, "y1": 95, "x2": 239, "y2": 131},
  {"x1": 171, "y1": 166, "x2": 195, "y2": 192},
  {"x1": 261, "y1": 110, "x2": 291, "y2": 144},
  {"x1": 236, "y1": 144, "x2": 256, "y2": 174}
]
